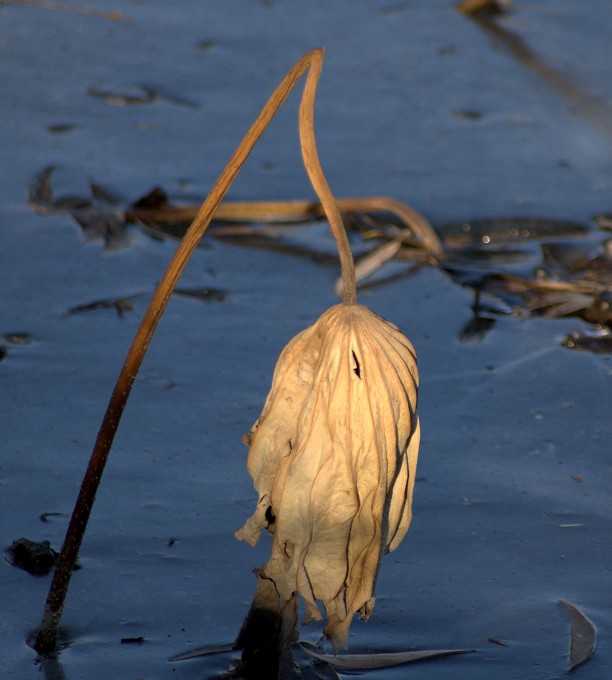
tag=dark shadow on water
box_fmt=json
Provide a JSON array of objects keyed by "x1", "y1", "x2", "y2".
[{"x1": 224, "y1": 569, "x2": 299, "y2": 679}]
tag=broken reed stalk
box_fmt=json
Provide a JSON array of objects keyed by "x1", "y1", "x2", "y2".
[{"x1": 34, "y1": 46, "x2": 354, "y2": 655}]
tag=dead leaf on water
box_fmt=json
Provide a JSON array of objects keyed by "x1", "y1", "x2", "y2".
[
  {"x1": 559, "y1": 600, "x2": 597, "y2": 671},
  {"x1": 64, "y1": 295, "x2": 140, "y2": 318},
  {"x1": 175, "y1": 287, "x2": 227, "y2": 302},
  {"x1": 299, "y1": 643, "x2": 475, "y2": 670},
  {"x1": 87, "y1": 84, "x2": 199, "y2": 109},
  {"x1": 29, "y1": 167, "x2": 610, "y2": 351},
  {"x1": 7, "y1": 538, "x2": 57, "y2": 576},
  {"x1": 169, "y1": 642, "x2": 235, "y2": 661},
  {"x1": 28, "y1": 167, "x2": 130, "y2": 249}
]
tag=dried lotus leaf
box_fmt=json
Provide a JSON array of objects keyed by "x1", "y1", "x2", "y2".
[{"x1": 236, "y1": 303, "x2": 419, "y2": 648}]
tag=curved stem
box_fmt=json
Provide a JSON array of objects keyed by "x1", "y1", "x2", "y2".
[
  {"x1": 35, "y1": 46, "x2": 348, "y2": 655},
  {"x1": 298, "y1": 50, "x2": 357, "y2": 304}
]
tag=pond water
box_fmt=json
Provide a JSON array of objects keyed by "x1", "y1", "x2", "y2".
[{"x1": 1, "y1": 1, "x2": 611, "y2": 678}]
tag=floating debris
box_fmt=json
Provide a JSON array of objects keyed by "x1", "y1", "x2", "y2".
[
  {"x1": 562, "y1": 327, "x2": 612, "y2": 354},
  {"x1": 7, "y1": 538, "x2": 57, "y2": 576},
  {"x1": 28, "y1": 167, "x2": 129, "y2": 249},
  {"x1": 64, "y1": 295, "x2": 139, "y2": 318},
  {"x1": 87, "y1": 84, "x2": 199, "y2": 109},
  {"x1": 46, "y1": 123, "x2": 76, "y2": 134},
  {"x1": 299, "y1": 643, "x2": 475, "y2": 670},
  {"x1": 170, "y1": 642, "x2": 235, "y2": 661},
  {"x1": 2, "y1": 332, "x2": 34, "y2": 345},
  {"x1": 39, "y1": 512, "x2": 65, "y2": 523},
  {"x1": 28, "y1": 170, "x2": 610, "y2": 352},
  {"x1": 1, "y1": 0, "x2": 130, "y2": 22},
  {"x1": 559, "y1": 600, "x2": 597, "y2": 671},
  {"x1": 175, "y1": 287, "x2": 227, "y2": 302}
]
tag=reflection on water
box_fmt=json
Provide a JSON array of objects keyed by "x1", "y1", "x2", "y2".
[
  {"x1": 38, "y1": 656, "x2": 67, "y2": 680},
  {"x1": 471, "y1": 13, "x2": 612, "y2": 138}
]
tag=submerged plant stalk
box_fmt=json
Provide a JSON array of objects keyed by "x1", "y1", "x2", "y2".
[{"x1": 34, "y1": 47, "x2": 354, "y2": 655}]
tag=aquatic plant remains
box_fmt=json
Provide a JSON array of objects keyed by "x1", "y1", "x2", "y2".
[
  {"x1": 236, "y1": 304, "x2": 420, "y2": 648},
  {"x1": 34, "y1": 48, "x2": 424, "y2": 657}
]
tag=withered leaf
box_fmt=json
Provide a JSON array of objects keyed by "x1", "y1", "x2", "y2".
[
  {"x1": 87, "y1": 85, "x2": 157, "y2": 106},
  {"x1": 28, "y1": 167, "x2": 130, "y2": 249},
  {"x1": 64, "y1": 295, "x2": 140, "y2": 318},
  {"x1": 559, "y1": 600, "x2": 597, "y2": 671},
  {"x1": 8, "y1": 538, "x2": 57, "y2": 576},
  {"x1": 70, "y1": 206, "x2": 128, "y2": 248},
  {"x1": 236, "y1": 303, "x2": 419, "y2": 648},
  {"x1": 299, "y1": 644, "x2": 474, "y2": 670},
  {"x1": 169, "y1": 643, "x2": 235, "y2": 661},
  {"x1": 87, "y1": 84, "x2": 199, "y2": 109}
]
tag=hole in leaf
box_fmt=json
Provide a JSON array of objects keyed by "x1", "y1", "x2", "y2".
[{"x1": 351, "y1": 350, "x2": 362, "y2": 379}]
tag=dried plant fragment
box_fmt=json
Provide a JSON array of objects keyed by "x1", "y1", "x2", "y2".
[
  {"x1": 562, "y1": 328, "x2": 612, "y2": 354},
  {"x1": 300, "y1": 644, "x2": 474, "y2": 670},
  {"x1": 559, "y1": 600, "x2": 597, "y2": 671},
  {"x1": 8, "y1": 538, "x2": 57, "y2": 576},
  {"x1": 236, "y1": 303, "x2": 420, "y2": 649},
  {"x1": 64, "y1": 295, "x2": 140, "y2": 318}
]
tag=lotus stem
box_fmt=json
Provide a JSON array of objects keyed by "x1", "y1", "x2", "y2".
[
  {"x1": 34, "y1": 47, "x2": 348, "y2": 654},
  {"x1": 298, "y1": 49, "x2": 357, "y2": 304}
]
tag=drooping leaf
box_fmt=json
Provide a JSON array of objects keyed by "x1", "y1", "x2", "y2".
[{"x1": 236, "y1": 303, "x2": 419, "y2": 649}]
